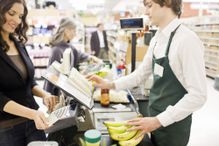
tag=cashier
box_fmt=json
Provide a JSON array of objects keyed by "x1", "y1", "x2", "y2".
[
  {"x1": 87, "y1": 0, "x2": 207, "y2": 146},
  {"x1": 44, "y1": 18, "x2": 101, "y2": 96}
]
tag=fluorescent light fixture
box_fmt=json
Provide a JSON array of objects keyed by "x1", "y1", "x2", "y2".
[
  {"x1": 184, "y1": 0, "x2": 219, "y2": 2},
  {"x1": 69, "y1": 0, "x2": 105, "y2": 11}
]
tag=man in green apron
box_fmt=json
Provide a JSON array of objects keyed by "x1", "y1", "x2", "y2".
[{"x1": 88, "y1": 0, "x2": 207, "y2": 146}]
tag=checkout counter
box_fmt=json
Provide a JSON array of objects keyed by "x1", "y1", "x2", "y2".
[
  {"x1": 43, "y1": 64, "x2": 154, "y2": 146},
  {"x1": 95, "y1": 87, "x2": 153, "y2": 146}
]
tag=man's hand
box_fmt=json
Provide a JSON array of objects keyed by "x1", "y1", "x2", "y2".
[
  {"x1": 86, "y1": 74, "x2": 115, "y2": 89},
  {"x1": 127, "y1": 117, "x2": 161, "y2": 138}
]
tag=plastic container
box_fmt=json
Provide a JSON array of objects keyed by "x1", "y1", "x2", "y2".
[
  {"x1": 100, "y1": 89, "x2": 110, "y2": 107},
  {"x1": 27, "y1": 141, "x2": 58, "y2": 146},
  {"x1": 84, "y1": 129, "x2": 101, "y2": 146}
]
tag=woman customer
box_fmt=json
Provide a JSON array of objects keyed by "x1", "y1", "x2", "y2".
[
  {"x1": 44, "y1": 17, "x2": 102, "y2": 146},
  {"x1": 0, "y1": 0, "x2": 57, "y2": 145}
]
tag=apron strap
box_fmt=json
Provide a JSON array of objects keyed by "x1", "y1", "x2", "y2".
[
  {"x1": 152, "y1": 42, "x2": 157, "y2": 59},
  {"x1": 165, "y1": 24, "x2": 181, "y2": 56}
]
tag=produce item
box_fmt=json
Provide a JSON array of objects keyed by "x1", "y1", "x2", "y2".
[
  {"x1": 104, "y1": 121, "x2": 127, "y2": 127},
  {"x1": 78, "y1": 137, "x2": 86, "y2": 146},
  {"x1": 93, "y1": 89, "x2": 129, "y2": 103},
  {"x1": 108, "y1": 125, "x2": 129, "y2": 134},
  {"x1": 110, "y1": 130, "x2": 137, "y2": 141},
  {"x1": 104, "y1": 120, "x2": 144, "y2": 146},
  {"x1": 95, "y1": 70, "x2": 108, "y2": 78},
  {"x1": 119, "y1": 130, "x2": 144, "y2": 146}
]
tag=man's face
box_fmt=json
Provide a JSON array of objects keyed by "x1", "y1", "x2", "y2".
[
  {"x1": 144, "y1": 0, "x2": 165, "y2": 26},
  {"x1": 98, "y1": 24, "x2": 104, "y2": 31}
]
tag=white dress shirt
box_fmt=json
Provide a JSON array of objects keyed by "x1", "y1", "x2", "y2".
[
  {"x1": 97, "y1": 30, "x2": 105, "y2": 48},
  {"x1": 114, "y1": 18, "x2": 207, "y2": 127}
]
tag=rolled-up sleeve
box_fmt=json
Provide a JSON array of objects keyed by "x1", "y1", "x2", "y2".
[
  {"x1": 31, "y1": 79, "x2": 38, "y2": 89},
  {"x1": 114, "y1": 39, "x2": 154, "y2": 90}
]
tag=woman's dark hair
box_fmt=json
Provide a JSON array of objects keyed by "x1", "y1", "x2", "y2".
[
  {"x1": 0, "y1": 0, "x2": 28, "y2": 52},
  {"x1": 144, "y1": 0, "x2": 182, "y2": 18}
]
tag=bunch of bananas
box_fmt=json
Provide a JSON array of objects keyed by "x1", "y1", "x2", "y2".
[{"x1": 104, "y1": 121, "x2": 144, "y2": 146}]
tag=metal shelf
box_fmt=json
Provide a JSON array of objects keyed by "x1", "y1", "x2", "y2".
[{"x1": 194, "y1": 29, "x2": 219, "y2": 33}]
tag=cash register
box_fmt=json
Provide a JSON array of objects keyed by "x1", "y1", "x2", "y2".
[
  {"x1": 42, "y1": 49, "x2": 144, "y2": 146},
  {"x1": 42, "y1": 61, "x2": 140, "y2": 134}
]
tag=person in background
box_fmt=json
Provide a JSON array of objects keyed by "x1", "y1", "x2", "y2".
[
  {"x1": 44, "y1": 17, "x2": 101, "y2": 146},
  {"x1": 0, "y1": 0, "x2": 58, "y2": 146},
  {"x1": 90, "y1": 23, "x2": 109, "y2": 60},
  {"x1": 44, "y1": 17, "x2": 101, "y2": 96},
  {"x1": 88, "y1": 0, "x2": 207, "y2": 146}
]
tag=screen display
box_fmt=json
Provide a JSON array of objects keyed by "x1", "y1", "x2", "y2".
[{"x1": 120, "y1": 18, "x2": 143, "y2": 29}]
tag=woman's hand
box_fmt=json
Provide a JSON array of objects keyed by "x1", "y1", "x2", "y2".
[
  {"x1": 90, "y1": 55, "x2": 103, "y2": 64},
  {"x1": 31, "y1": 85, "x2": 58, "y2": 112},
  {"x1": 31, "y1": 110, "x2": 49, "y2": 130},
  {"x1": 127, "y1": 117, "x2": 161, "y2": 137},
  {"x1": 43, "y1": 94, "x2": 58, "y2": 112},
  {"x1": 86, "y1": 74, "x2": 114, "y2": 89}
]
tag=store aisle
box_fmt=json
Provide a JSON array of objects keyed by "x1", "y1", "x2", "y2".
[
  {"x1": 35, "y1": 77, "x2": 219, "y2": 146},
  {"x1": 188, "y1": 77, "x2": 219, "y2": 146}
]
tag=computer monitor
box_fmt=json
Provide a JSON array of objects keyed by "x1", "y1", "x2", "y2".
[{"x1": 120, "y1": 18, "x2": 144, "y2": 30}]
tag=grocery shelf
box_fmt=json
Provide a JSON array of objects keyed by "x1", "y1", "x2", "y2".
[
  {"x1": 184, "y1": 16, "x2": 219, "y2": 78},
  {"x1": 194, "y1": 29, "x2": 219, "y2": 33}
]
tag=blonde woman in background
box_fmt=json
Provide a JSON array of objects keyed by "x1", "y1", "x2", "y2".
[
  {"x1": 44, "y1": 17, "x2": 100, "y2": 96},
  {"x1": 44, "y1": 18, "x2": 100, "y2": 146}
]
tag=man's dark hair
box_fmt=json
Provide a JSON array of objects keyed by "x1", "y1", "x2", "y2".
[
  {"x1": 43, "y1": 1, "x2": 57, "y2": 8},
  {"x1": 96, "y1": 23, "x2": 103, "y2": 28},
  {"x1": 144, "y1": 0, "x2": 182, "y2": 18}
]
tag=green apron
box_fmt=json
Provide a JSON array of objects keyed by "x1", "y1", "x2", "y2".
[{"x1": 149, "y1": 25, "x2": 192, "y2": 146}]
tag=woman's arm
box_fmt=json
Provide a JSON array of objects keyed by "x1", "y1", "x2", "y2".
[
  {"x1": 3, "y1": 100, "x2": 49, "y2": 130},
  {"x1": 32, "y1": 85, "x2": 51, "y2": 98},
  {"x1": 88, "y1": 55, "x2": 102, "y2": 63}
]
